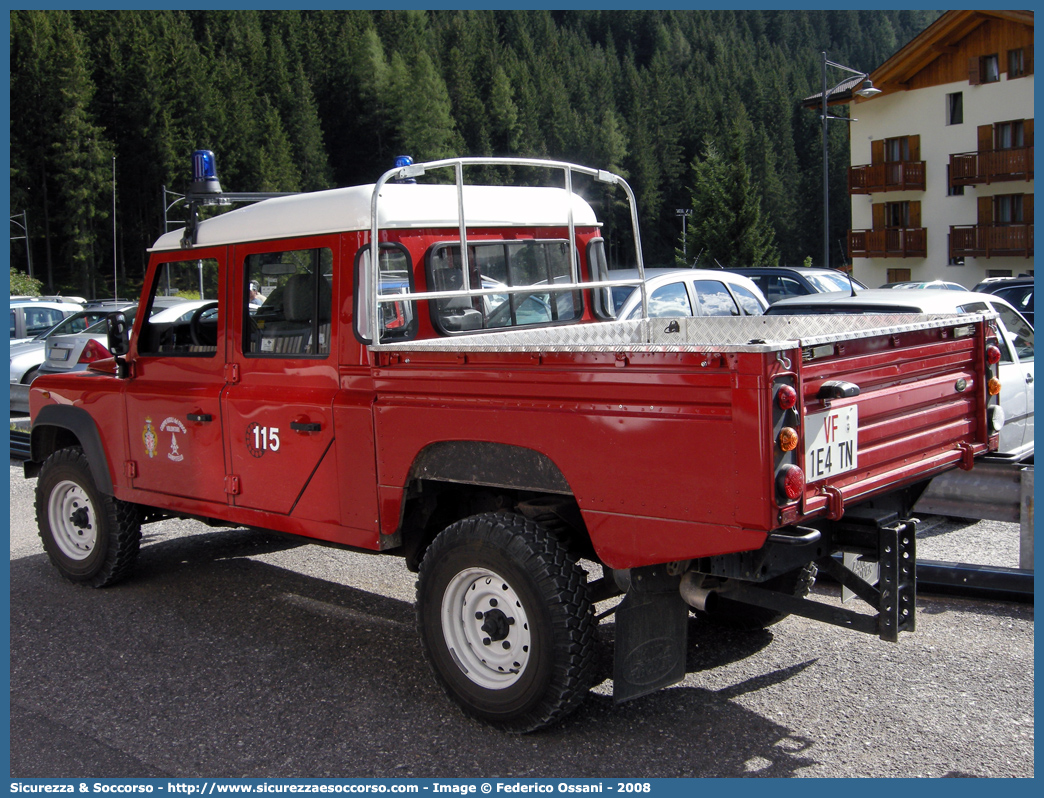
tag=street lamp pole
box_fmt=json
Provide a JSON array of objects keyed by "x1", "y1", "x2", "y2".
[
  {"x1": 820, "y1": 52, "x2": 881, "y2": 271},
  {"x1": 676, "y1": 208, "x2": 693, "y2": 263}
]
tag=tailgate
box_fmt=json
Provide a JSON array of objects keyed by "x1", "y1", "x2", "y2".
[{"x1": 793, "y1": 315, "x2": 998, "y2": 520}]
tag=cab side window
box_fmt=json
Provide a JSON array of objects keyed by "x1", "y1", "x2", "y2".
[
  {"x1": 245, "y1": 248, "x2": 333, "y2": 357},
  {"x1": 138, "y1": 259, "x2": 220, "y2": 356}
]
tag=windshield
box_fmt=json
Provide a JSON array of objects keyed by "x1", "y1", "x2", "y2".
[{"x1": 805, "y1": 272, "x2": 866, "y2": 292}]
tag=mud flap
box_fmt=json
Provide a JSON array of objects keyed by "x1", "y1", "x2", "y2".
[{"x1": 612, "y1": 566, "x2": 688, "y2": 704}]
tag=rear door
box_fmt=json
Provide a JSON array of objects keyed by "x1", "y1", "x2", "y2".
[{"x1": 222, "y1": 236, "x2": 340, "y2": 517}]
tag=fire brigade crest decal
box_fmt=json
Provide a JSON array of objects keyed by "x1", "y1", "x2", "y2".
[{"x1": 160, "y1": 417, "x2": 187, "y2": 462}]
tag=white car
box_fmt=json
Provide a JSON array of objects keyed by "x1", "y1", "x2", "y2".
[
  {"x1": 609, "y1": 268, "x2": 768, "y2": 320},
  {"x1": 768, "y1": 289, "x2": 1034, "y2": 460},
  {"x1": 10, "y1": 300, "x2": 82, "y2": 340}
]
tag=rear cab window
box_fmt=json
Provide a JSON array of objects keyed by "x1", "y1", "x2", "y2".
[{"x1": 427, "y1": 240, "x2": 583, "y2": 334}]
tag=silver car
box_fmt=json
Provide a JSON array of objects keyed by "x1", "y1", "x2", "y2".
[
  {"x1": 10, "y1": 303, "x2": 136, "y2": 385},
  {"x1": 38, "y1": 300, "x2": 211, "y2": 377},
  {"x1": 768, "y1": 289, "x2": 1034, "y2": 459}
]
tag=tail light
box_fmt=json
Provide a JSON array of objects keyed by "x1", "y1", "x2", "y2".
[
  {"x1": 772, "y1": 369, "x2": 803, "y2": 510},
  {"x1": 777, "y1": 465, "x2": 805, "y2": 501},
  {"x1": 78, "y1": 338, "x2": 111, "y2": 364},
  {"x1": 986, "y1": 344, "x2": 1002, "y2": 365}
]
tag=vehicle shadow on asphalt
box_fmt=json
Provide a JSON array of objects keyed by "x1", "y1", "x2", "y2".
[{"x1": 10, "y1": 527, "x2": 827, "y2": 778}]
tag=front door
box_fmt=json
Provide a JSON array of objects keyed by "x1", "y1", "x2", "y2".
[
  {"x1": 222, "y1": 237, "x2": 340, "y2": 519},
  {"x1": 125, "y1": 252, "x2": 228, "y2": 505}
]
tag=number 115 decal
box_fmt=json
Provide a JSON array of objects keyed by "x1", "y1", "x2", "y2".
[{"x1": 246, "y1": 422, "x2": 280, "y2": 458}]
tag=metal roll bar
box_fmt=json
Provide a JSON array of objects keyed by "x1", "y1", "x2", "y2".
[{"x1": 368, "y1": 157, "x2": 648, "y2": 345}]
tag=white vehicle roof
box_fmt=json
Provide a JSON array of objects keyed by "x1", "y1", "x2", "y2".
[
  {"x1": 768, "y1": 288, "x2": 1018, "y2": 315},
  {"x1": 151, "y1": 183, "x2": 599, "y2": 252},
  {"x1": 10, "y1": 300, "x2": 83, "y2": 312}
]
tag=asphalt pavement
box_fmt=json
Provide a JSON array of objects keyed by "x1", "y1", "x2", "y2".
[{"x1": 8, "y1": 463, "x2": 1034, "y2": 778}]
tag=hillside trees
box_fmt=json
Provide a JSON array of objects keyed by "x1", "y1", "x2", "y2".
[{"x1": 9, "y1": 9, "x2": 938, "y2": 296}]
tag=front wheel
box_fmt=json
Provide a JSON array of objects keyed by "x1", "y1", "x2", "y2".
[
  {"x1": 416, "y1": 512, "x2": 595, "y2": 732},
  {"x1": 35, "y1": 447, "x2": 143, "y2": 587}
]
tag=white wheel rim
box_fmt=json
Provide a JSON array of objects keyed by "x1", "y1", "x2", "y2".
[
  {"x1": 441, "y1": 567, "x2": 533, "y2": 690},
  {"x1": 47, "y1": 479, "x2": 97, "y2": 561}
]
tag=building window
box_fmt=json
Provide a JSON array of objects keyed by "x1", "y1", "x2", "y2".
[
  {"x1": 887, "y1": 268, "x2": 911, "y2": 284},
  {"x1": 969, "y1": 54, "x2": 1001, "y2": 85},
  {"x1": 884, "y1": 137, "x2": 911, "y2": 162},
  {"x1": 946, "y1": 166, "x2": 965, "y2": 196},
  {"x1": 946, "y1": 92, "x2": 963, "y2": 125},
  {"x1": 987, "y1": 270, "x2": 1014, "y2": 279},
  {"x1": 886, "y1": 201, "x2": 910, "y2": 227},
  {"x1": 996, "y1": 120, "x2": 1025, "y2": 149},
  {"x1": 983, "y1": 54, "x2": 1001, "y2": 83},
  {"x1": 995, "y1": 194, "x2": 1025, "y2": 223},
  {"x1": 1008, "y1": 49, "x2": 1026, "y2": 78}
]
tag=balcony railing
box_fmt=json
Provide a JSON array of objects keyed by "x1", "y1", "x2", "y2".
[
  {"x1": 848, "y1": 228, "x2": 927, "y2": 259},
  {"x1": 848, "y1": 161, "x2": 926, "y2": 194},
  {"x1": 950, "y1": 146, "x2": 1034, "y2": 186},
  {"x1": 950, "y1": 223, "x2": 1034, "y2": 259}
]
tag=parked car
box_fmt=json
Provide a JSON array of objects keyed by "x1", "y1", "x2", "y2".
[
  {"x1": 609, "y1": 268, "x2": 768, "y2": 320},
  {"x1": 716, "y1": 266, "x2": 866, "y2": 304},
  {"x1": 768, "y1": 289, "x2": 1034, "y2": 460},
  {"x1": 38, "y1": 299, "x2": 210, "y2": 377},
  {"x1": 10, "y1": 300, "x2": 82, "y2": 340},
  {"x1": 879, "y1": 280, "x2": 968, "y2": 291},
  {"x1": 972, "y1": 277, "x2": 1034, "y2": 327},
  {"x1": 10, "y1": 303, "x2": 136, "y2": 385}
]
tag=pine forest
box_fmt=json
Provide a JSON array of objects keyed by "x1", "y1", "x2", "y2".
[{"x1": 9, "y1": 9, "x2": 941, "y2": 297}]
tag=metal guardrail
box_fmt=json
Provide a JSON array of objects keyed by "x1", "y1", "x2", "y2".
[{"x1": 10, "y1": 430, "x2": 31, "y2": 460}]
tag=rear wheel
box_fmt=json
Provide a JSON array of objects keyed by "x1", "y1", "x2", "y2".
[
  {"x1": 697, "y1": 562, "x2": 818, "y2": 630},
  {"x1": 35, "y1": 447, "x2": 143, "y2": 587},
  {"x1": 416, "y1": 511, "x2": 595, "y2": 732}
]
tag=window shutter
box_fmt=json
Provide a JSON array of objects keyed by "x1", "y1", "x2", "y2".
[
  {"x1": 978, "y1": 124, "x2": 994, "y2": 152},
  {"x1": 871, "y1": 139, "x2": 884, "y2": 165},
  {"x1": 1027, "y1": 44, "x2": 1034, "y2": 76},
  {"x1": 978, "y1": 196, "x2": 994, "y2": 224},
  {"x1": 1024, "y1": 118, "x2": 1033, "y2": 147},
  {"x1": 872, "y1": 203, "x2": 886, "y2": 230},
  {"x1": 1023, "y1": 193, "x2": 1033, "y2": 221},
  {"x1": 968, "y1": 57, "x2": 983, "y2": 85},
  {"x1": 908, "y1": 201, "x2": 921, "y2": 229},
  {"x1": 908, "y1": 135, "x2": 920, "y2": 162}
]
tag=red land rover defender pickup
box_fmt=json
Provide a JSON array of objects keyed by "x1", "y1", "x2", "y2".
[{"x1": 25, "y1": 156, "x2": 1003, "y2": 731}]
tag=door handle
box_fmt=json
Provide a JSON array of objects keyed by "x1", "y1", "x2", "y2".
[
  {"x1": 187, "y1": 413, "x2": 213, "y2": 423},
  {"x1": 290, "y1": 421, "x2": 322, "y2": 433}
]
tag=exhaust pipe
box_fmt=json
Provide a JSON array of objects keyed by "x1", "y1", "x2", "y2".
[{"x1": 680, "y1": 571, "x2": 718, "y2": 612}]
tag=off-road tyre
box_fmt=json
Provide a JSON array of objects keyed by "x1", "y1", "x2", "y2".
[
  {"x1": 416, "y1": 511, "x2": 595, "y2": 732},
  {"x1": 35, "y1": 447, "x2": 143, "y2": 588},
  {"x1": 697, "y1": 562, "x2": 819, "y2": 631}
]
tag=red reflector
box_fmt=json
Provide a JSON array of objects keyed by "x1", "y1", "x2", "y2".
[
  {"x1": 78, "y1": 338, "x2": 111, "y2": 364},
  {"x1": 777, "y1": 465, "x2": 805, "y2": 501},
  {"x1": 777, "y1": 384, "x2": 798, "y2": 411},
  {"x1": 986, "y1": 345, "x2": 1001, "y2": 365}
]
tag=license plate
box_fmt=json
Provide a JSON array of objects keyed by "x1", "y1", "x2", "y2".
[
  {"x1": 49, "y1": 348, "x2": 70, "y2": 361},
  {"x1": 805, "y1": 406, "x2": 858, "y2": 480}
]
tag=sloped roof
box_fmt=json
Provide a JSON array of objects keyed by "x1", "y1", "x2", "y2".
[
  {"x1": 870, "y1": 10, "x2": 1033, "y2": 91},
  {"x1": 801, "y1": 10, "x2": 1034, "y2": 108}
]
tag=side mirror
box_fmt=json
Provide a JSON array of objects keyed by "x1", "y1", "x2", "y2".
[{"x1": 106, "y1": 312, "x2": 130, "y2": 357}]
